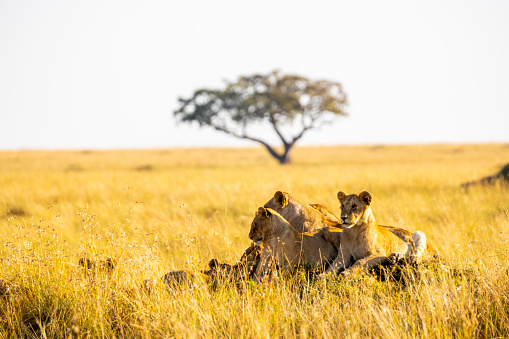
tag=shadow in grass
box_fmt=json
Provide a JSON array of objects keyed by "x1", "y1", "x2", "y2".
[
  {"x1": 462, "y1": 163, "x2": 509, "y2": 189},
  {"x1": 0, "y1": 281, "x2": 74, "y2": 337},
  {"x1": 4, "y1": 204, "x2": 28, "y2": 217},
  {"x1": 144, "y1": 259, "x2": 258, "y2": 294},
  {"x1": 368, "y1": 258, "x2": 480, "y2": 288},
  {"x1": 244, "y1": 258, "x2": 478, "y2": 290},
  {"x1": 133, "y1": 164, "x2": 155, "y2": 172},
  {"x1": 65, "y1": 164, "x2": 84, "y2": 172}
]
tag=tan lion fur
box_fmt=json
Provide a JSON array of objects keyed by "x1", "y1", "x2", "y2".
[
  {"x1": 307, "y1": 193, "x2": 437, "y2": 256},
  {"x1": 249, "y1": 207, "x2": 336, "y2": 283},
  {"x1": 238, "y1": 191, "x2": 437, "y2": 269},
  {"x1": 325, "y1": 191, "x2": 429, "y2": 277},
  {"x1": 263, "y1": 191, "x2": 344, "y2": 251},
  {"x1": 308, "y1": 203, "x2": 341, "y2": 224},
  {"x1": 263, "y1": 191, "x2": 436, "y2": 251},
  {"x1": 264, "y1": 191, "x2": 341, "y2": 233}
]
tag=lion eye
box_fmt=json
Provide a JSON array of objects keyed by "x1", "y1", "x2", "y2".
[{"x1": 351, "y1": 204, "x2": 357, "y2": 211}]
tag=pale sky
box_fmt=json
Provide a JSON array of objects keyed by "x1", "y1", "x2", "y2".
[{"x1": 1, "y1": 0, "x2": 508, "y2": 150}]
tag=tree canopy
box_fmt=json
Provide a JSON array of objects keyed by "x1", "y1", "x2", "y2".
[{"x1": 174, "y1": 70, "x2": 347, "y2": 164}]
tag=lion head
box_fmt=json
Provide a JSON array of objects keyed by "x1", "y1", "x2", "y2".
[
  {"x1": 337, "y1": 191, "x2": 372, "y2": 228},
  {"x1": 248, "y1": 207, "x2": 273, "y2": 243},
  {"x1": 263, "y1": 191, "x2": 292, "y2": 212},
  {"x1": 263, "y1": 191, "x2": 339, "y2": 234},
  {"x1": 248, "y1": 207, "x2": 290, "y2": 243}
]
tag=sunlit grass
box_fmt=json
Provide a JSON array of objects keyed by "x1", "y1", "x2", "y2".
[{"x1": 0, "y1": 144, "x2": 508, "y2": 337}]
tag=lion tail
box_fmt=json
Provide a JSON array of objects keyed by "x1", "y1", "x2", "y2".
[{"x1": 411, "y1": 231, "x2": 427, "y2": 262}]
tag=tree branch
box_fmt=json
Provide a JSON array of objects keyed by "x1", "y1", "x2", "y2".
[
  {"x1": 289, "y1": 124, "x2": 313, "y2": 147},
  {"x1": 211, "y1": 124, "x2": 284, "y2": 161},
  {"x1": 268, "y1": 114, "x2": 290, "y2": 147}
]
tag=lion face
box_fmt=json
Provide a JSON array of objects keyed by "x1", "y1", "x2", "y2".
[
  {"x1": 337, "y1": 191, "x2": 372, "y2": 228},
  {"x1": 248, "y1": 207, "x2": 271, "y2": 243}
]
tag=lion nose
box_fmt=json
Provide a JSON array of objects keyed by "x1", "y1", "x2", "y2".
[{"x1": 341, "y1": 216, "x2": 348, "y2": 222}]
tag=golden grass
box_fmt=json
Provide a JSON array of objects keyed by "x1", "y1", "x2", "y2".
[{"x1": 0, "y1": 144, "x2": 508, "y2": 337}]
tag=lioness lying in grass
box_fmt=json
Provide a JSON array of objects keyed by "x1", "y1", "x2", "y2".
[
  {"x1": 235, "y1": 191, "x2": 343, "y2": 268},
  {"x1": 240, "y1": 191, "x2": 436, "y2": 279},
  {"x1": 249, "y1": 207, "x2": 336, "y2": 283},
  {"x1": 262, "y1": 191, "x2": 436, "y2": 251},
  {"x1": 323, "y1": 191, "x2": 428, "y2": 277}
]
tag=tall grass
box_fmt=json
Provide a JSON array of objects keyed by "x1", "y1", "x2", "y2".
[{"x1": 0, "y1": 144, "x2": 508, "y2": 337}]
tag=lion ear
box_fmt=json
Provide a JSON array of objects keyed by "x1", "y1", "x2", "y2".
[
  {"x1": 208, "y1": 259, "x2": 219, "y2": 269},
  {"x1": 274, "y1": 191, "x2": 288, "y2": 208},
  {"x1": 337, "y1": 191, "x2": 347, "y2": 203},
  {"x1": 358, "y1": 191, "x2": 372, "y2": 206},
  {"x1": 257, "y1": 207, "x2": 270, "y2": 219}
]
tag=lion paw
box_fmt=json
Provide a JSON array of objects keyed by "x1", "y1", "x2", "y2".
[{"x1": 388, "y1": 252, "x2": 405, "y2": 265}]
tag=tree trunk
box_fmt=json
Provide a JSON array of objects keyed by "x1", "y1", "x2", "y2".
[
  {"x1": 279, "y1": 144, "x2": 293, "y2": 164},
  {"x1": 277, "y1": 152, "x2": 291, "y2": 165},
  {"x1": 261, "y1": 143, "x2": 293, "y2": 164}
]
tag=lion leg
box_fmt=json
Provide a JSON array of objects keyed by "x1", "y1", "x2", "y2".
[
  {"x1": 254, "y1": 249, "x2": 274, "y2": 284},
  {"x1": 321, "y1": 247, "x2": 352, "y2": 276},
  {"x1": 239, "y1": 243, "x2": 261, "y2": 262},
  {"x1": 387, "y1": 231, "x2": 428, "y2": 265},
  {"x1": 322, "y1": 228, "x2": 342, "y2": 251},
  {"x1": 342, "y1": 255, "x2": 391, "y2": 277}
]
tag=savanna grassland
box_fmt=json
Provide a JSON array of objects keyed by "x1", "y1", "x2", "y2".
[{"x1": 0, "y1": 144, "x2": 508, "y2": 338}]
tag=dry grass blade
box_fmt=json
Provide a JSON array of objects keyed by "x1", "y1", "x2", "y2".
[{"x1": 0, "y1": 145, "x2": 508, "y2": 337}]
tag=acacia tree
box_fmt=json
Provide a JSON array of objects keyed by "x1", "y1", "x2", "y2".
[{"x1": 174, "y1": 70, "x2": 347, "y2": 164}]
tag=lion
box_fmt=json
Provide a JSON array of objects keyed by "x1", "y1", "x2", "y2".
[
  {"x1": 159, "y1": 259, "x2": 233, "y2": 289},
  {"x1": 249, "y1": 207, "x2": 336, "y2": 283},
  {"x1": 262, "y1": 191, "x2": 434, "y2": 251},
  {"x1": 234, "y1": 191, "x2": 343, "y2": 268},
  {"x1": 323, "y1": 191, "x2": 429, "y2": 277},
  {"x1": 144, "y1": 258, "x2": 253, "y2": 293},
  {"x1": 264, "y1": 191, "x2": 341, "y2": 234},
  {"x1": 311, "y1": 197, "x2": 423, "y2": 245},
  {"x1": 263, "y1": 191, "x2": 344, "y2": 251},
  {"x1": 238, "y1": 191, "x2": 435, "y2": 275}
]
